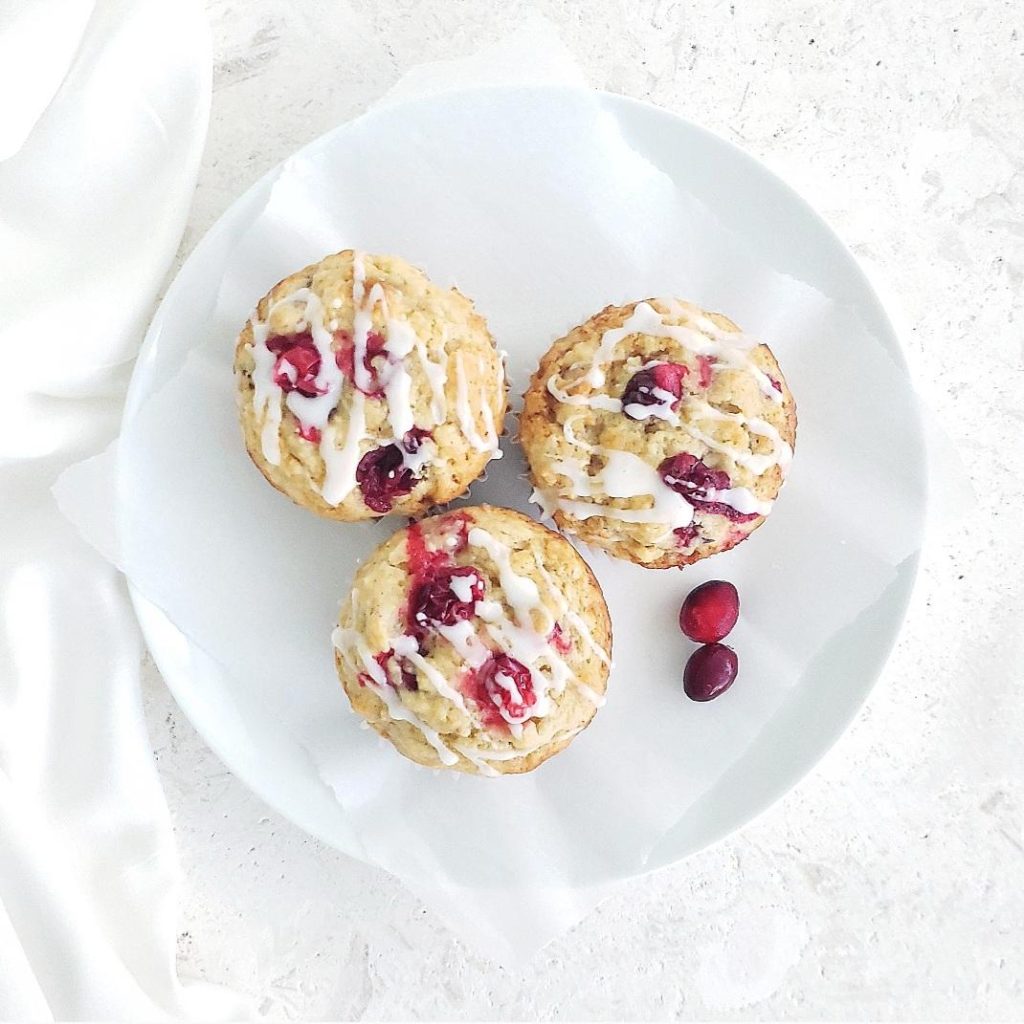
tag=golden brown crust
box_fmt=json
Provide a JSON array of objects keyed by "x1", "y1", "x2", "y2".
[
  {"x1": 334, "y1": 505, "x2": 612, "y2": 775},
  {"x1": 520, "y1": 299, "x2": 797, "y2": 569},
  {"x1": 234, "y1": 250, "x2": 507, "y2": 521}
]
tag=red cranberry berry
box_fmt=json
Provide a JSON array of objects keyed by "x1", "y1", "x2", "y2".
[
  {"x1": 679, "y1": 580, "x2": 739, "y2": 643},
  {"x1": 621, "y1": 362, "x2": 688, "y2": 419},
  {"x1": 356, "y1": 444, "x2": 414, "y2": 513},
  {"x1": 658, "y1": 453, "x2": 759, "y2": 523},
  {"x1": 408, "y1": 567, "x2": 484, "y2": 634},
  {"x1": 375, "y1": 649, "x2": 418, "y2": 690},
  {"x1": 549, "y1": 622, "x2": 573, "y2": 655},
  {"x1": 683, "y1": 643, "x2": 738, "y2": 702},
  {"x1": 401, "y1": 426, "x2": 430, "y2": 455},
  {"x1": 696, "y1": 355, "x2": 715, "y2": 389},
  {"x1": 405, "y1": 514, "x2": 468, "y2": 578},
  {"x1": 266, "y1": 332, "x2": 325, "y2": 397},
  {"x1": 464, "y1": 654, "x2": 536, "y2": 728},
  {"x1": 769, "y1": 376, "x2": 783, "y2": 394},
  {"x1": 673, "y1": 523, "x2": 699, "y2": 549},
  {"x1": 356, "y1": 429, "x2": 432, "y2": 513}
]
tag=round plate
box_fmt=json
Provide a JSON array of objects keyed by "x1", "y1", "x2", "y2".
[{"x1": 126, "y1": 87, "x2": 925, "y2": 877}]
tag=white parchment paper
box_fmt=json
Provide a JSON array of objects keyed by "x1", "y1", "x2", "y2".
[{"x1": 57, "y1": 28, "x2": 932, "y2": 963}]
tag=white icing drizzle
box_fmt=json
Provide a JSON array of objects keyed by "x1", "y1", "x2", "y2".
[
  {"x1": 575, "y1": 682, "x2": 607, "y2": 708},
  {"x1": 332, "y1": 625, "x2": 458, "y2": 766},
  {"x1": 467, "y1": 527, "x2": 542, "y2": 629},
  {"x1": 321, "y1": 390, "x2": 365, "y2": 505},
  {"x1": 547, "y1": 420, "x2": 695, "y2": 536},
  {"x1": 350, "y1": 253, "x2": 380, "y2": 396},
  {"x1": 436, "y1": 619, "x2": 491, "y2": 668},
  {"x1": 248, "y1": 288, "x2": 343, "y2": 465},
  {"x1": 474, "y1": 598, "x2": 504, "y2": 621},
  {"x1": 682, "y1": 398, "x2": 793, "y2": 475},
  {"x1": 449, "y1": 574, "x2": 476, "y2": 602},
  {"x1": 477, "y1": 355, "x2": 503, "y2": 460},
  {"x1": 454, "y1": 355, "x2": 503, "y2": 460},
  {"x1": 582, "y1": 302, "x2": 683, "y2": 387},
  {"x1": 532, "y1": 559, "x2": 612, "y2": 672},
  {"x1": 390, "y1": 634, "x2": 469, "y2": 714},
  {"x1": 547, "y1": 375, "x2": 623, "y2": 413},
  {"x1": 415, "y1": 324, "x2": 449, "y2": 423},
  {"x1": 250, "y1": 336, "x2": 283, "y2": 464},
  {"x1": 452, "y1": 723, "x2": 587, "y2": 776},
  {"x1": 622, "y1": 392, "x2": 679, "y2": 423}
]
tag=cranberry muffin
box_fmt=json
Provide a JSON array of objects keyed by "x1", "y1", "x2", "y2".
[
  {"x1": 332, "y1": 506, "x2": 612, "y2": 775},
  {"x1": 235, "y1": 250, "x2": 506, "y2": 520},
  {"x1": 520, "y1": 298, "x2": 796, "y2": 568}
]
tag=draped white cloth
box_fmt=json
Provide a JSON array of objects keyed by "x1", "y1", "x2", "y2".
[{"x1": 0, "y1": 1, "x2": 247, "y2": 1017}]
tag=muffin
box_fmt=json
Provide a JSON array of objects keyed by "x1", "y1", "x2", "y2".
[
  {"x1": 520, "y1": 298, "x2": 796, "y2": 568},
  {"x1": 332, "y1": 505, "x2": 612, "y2": 775},
  {"x1": 234, "y1": 250, "x2": 506, "y2": 520}
]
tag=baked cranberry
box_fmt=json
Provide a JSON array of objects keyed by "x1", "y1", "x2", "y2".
[
  {"x1": 356, "y1": 444, "x2": 414, "y2": 513},
  {"x1": 464, "y1": 654, "x2": 536, "y2": 729},
  {"x1": 335, "y1": 330, "x2": 389, "y2": 396},
  {"x1": 658, "y1": 453, "x2": 759, "y2": 523},
  {"x1": 297, "y1": 423, "x2": 321, "y2": 443},
  {"x1": 408, "y1": 567, "x2": 484, "y2": 633},
  {"x1": 549, "y1": 622, "x2": 573, "y2": 655},
  {"x1": 374, "y1": 649, "x2": 417, "y2": 690},
  {"x1": 679, "y1": 580, "x2": 739, "y2": 643},
  {"x1": 266, "y1": 332, "x2": 325, "y2": 397},
  {"x1": 769, "y1": 376, "x2": 783, "y2": 394},
  {"x1": 621, "y1": 362, "x2": 688, "y2": 418},
  {"x1": 683, "y1": 643, "x2": 738, "y2": 701},
  {"x1": 673, "y1": 523, "x2": 699, "y2": 548},
  {"x1": 402, "y1": 426, "x2": 430, "y2": 455},
  {"x1": 356, "y1": 429, "x2": 431, "y2": 513},
  {"x1": 696, "y1": 356, "x2": 715, "y2": 389}
]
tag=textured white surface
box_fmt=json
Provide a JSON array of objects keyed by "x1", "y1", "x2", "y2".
[{"x1": 145, "y1": 0, "x2": 1024, "y2": 1018}]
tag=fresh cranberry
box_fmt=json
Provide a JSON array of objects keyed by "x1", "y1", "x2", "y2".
[
  {"x1": 679, "y1": 580, "x2": 739, "y2": 643},
  {"x1": 658, "y1": 453, "x2": 759, "y2": 523},
  {"x1": 464, "y1": 654, "x2": 536, "y2": 729},
  {"x1": 697, "y1": 355, "x2": 715, "y2": 389},
  {"x1": 356, "y1": 444, "x2": 415, "y2": 513},
  {"x1": 266, "y1": 332, "x2": 325, "y2": 397},
  {"x1": 297, "y1": 423, "x2": 321, "y2": 443},
  {"x1": 335, "y1": 330, "x2": 389, "y2": 396},
  {"x1": 621, "y1": 362, "x2": 688, "y2": 418},
  {"x1": 549, "y1": 622, "x2": 573, "y2": 655},
  {"x1": 408, "y1": 567, "x2": 485, "y2": 633},
  {"x1": 683, "y1": 643, "x2": 738, "y2": 701}
]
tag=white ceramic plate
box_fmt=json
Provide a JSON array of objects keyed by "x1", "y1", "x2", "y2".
[{"x1": 125, "y1": 88, "x2": 926, "y2": 878}]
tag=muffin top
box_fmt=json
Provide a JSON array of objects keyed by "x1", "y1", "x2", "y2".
[
  {"x1": 234, "y1": 250, "x2": 506, "y2": 520},
  {"x1": 520, "y1": 298, "x2": 797, "y2": 568},
  {"x1": 333, "y1": 505, "x2": 612, "y2": 775}
]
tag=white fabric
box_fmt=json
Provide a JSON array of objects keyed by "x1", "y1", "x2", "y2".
[{"x1": 0, "y1": 0, "x2": 248, "y2": 1018}]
